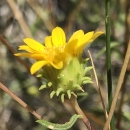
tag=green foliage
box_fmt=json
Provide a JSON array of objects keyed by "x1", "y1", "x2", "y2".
[{"x1": 36, "y1": 114, "x2": 82, "y2": 130}]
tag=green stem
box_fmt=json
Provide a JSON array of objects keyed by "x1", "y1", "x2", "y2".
[
  {"x1": 70, "y1": 96, "x2": 94, "y2": 130},
  {"x1": 105, "y1": 0, "x2": 115, "y2": 129}
]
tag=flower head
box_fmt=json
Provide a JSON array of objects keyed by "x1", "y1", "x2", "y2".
[
  {"x1": 15, "y1": 27, "x2": 103, "y2": 101},
  {"x1": 15, "y1": 27, "x2": 103, "y2": 74}
]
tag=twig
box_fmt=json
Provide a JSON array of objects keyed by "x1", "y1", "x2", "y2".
[
  {"x1": 84, "y1": 111, "x2": 105, "y2": 126},
  {"x1": 64, "y1": 100, "x2": 105, "y2": 126},
  {"x1": 70, "y1": 96, "x2": 94, "y2": 130},
  {"x1": 87, "y1": 50, "x2": 109, "y2": 123},
  {"x1": 0, "y1": 34, "x2": 30, "y2": 72},
  {"x1": 7, "y1": 0, "x2": 33, "y2": 38},
  {"x1": 116, "y1": 74, "x2": 127, "y2": 128},
  {"x1": 0, "y1": 82, "x2": 42, "y2": 120},
  {"x1": 116, "y1": 0, "x2": 130, "y2": 128},
  {"x1": 0, "y1": 35, "x2": 40, "y2": 81},
  {"x1": 26, "y1": 0, "x2": 55, "y2": 32},
  {"x1": 103, "y1": 39, "x2": 130, "y2": 130}
]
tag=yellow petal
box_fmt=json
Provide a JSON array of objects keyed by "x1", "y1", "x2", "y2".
[
  {"x1": 45, "y1": 36, "x2": 53, "y2": 48},
  {"x1": 14, "y1": 53, "x2": 33, "y2": 57},
  {"x1": 24, "y1": 38, "x2": 45, "y2": 53},
  {"x1": 68, "y1": 30, "x2": 84, "y2": 43},
  {"x1": 50, "y1": 61, "x2": 63, "y2": 69},
  {"x1": 91, "y1": 31, "x2": 104, "y2": 41},
  {"x1": 75, "y1": 31, "x2": 94, "y2": 54},
  {"x1": 54, "y1": 50, "x2": 68, "y2": 62},
  {"x1": 75, "y1": 31, "x2": 104, "y2": 55},
  {"x1": 52, "y1": 27, "x2": 66, "y2": 47},
  {"x1": 64, "y1": 39, "x2": 78, "y2": 55},
  {"x1": 29, "y1": 54, "x2": 46, "y2": 60},
  {"x1": 19, "y1": 45, "x2": 33, "y2": 53},
  {"x1": 14, "y1": 53, "x2": 46, "y2": 60},
  {"x1": 31, "y1": 61, "x2": 48, "y2": 74},
  {"x1": 77, "y1": 31, "x2": 94, "y2": 47}
]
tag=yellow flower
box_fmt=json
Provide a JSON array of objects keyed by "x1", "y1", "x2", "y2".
[
  {"x1": 14, "y1": 38, "x2": 64, "y2": 74},
  {"x1": 15, "y1": 27, "x2": 103, "y2": 74},
  {"x1": 15, "y1": 27, "x2": 104, "y2": 101},
  {"x1": 65, "y1": 30, "x2": 104, "y2": 56},
  {"x1": 44, "y1": 27, "x2": 104, "y2": 57}
]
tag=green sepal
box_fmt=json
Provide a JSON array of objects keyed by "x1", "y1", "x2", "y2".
[
  {"x1": 81, "y1": 77, "x2": 92, "y2": 82},
  {"x1": 82, "y1": 80, "x2": 93, "y2": 85},
  {"x1": 50, "y1": 91, "x2": 56, "y2": 98},
  {"x1": 48, "y1": 82, "x2": 52, "y2": 87},
  {"x1": 61, "y1": 93, "x2": 65, "y2": 102},
  {"x1": 39, "y1": 85, "x2": 47, "y2": 90},
  {"x1": 84, "y1": 66, "x2": 93, "y2": 75},
  {"x1": 38, "y1": 57, "x2": 93, "y2": 100},
  {"x1": 74, "y1": 84, "x2": 84, "y2": 92},
  {"x1": 85, "y1": 58, "x2": 89, "y2": 62},
  {"x1": 67, "y1": 90, "x2": 71, "y2": 99},
  {"x1": 74, "y1": 84, "x2": 80, "y2": 88},
  {"x1": 56, "y1": 88, "x2": 64, "y2": 96},
  {"x1": 36, "y1": 74, "x2": 42, "y2": 77},
  {"x1": 36, "y1": 114, "x2": 82, "y2": 130}
]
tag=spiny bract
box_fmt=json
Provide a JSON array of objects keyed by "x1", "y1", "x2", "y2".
[{"x1": 38, "y1": 57, "x2": 93, "y2": 102}]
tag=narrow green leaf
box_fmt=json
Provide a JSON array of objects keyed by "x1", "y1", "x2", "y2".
[{"x1": 36, "y1": 114, "x2": 82, "y2": 130}]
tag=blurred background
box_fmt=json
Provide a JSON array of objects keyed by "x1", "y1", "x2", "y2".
[{"x1": 0, "y1": 0, "x2": 130, "y2": 130}]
